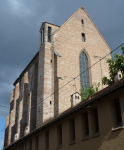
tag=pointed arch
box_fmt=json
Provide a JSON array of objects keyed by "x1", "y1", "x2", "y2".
[{"x1": 79, "y1": 49, "x2": 91, "y2": 88}]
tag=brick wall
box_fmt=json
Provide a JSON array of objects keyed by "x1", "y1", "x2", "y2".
[
  {"x1": 53, "y1": 7, "x2": 111, "y2": 115},
  {"x1": 17, "y1": 73, "x2": 28, "y2": 138},
  {"x1": 8, "y1": 84, "x2": 19, "y2": 145},
  {"x1": 16, "y1": 58, "x2": 39, "y2": 137},
  {"x1": 27, "y1": 60, "x2": 38, "y2": 132},
  {"x1": 37, "y1": 23, "x2": 59, "y2": 127}
]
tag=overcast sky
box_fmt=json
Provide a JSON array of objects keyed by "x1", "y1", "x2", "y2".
[{"x1": 0, "y1": 0, "x2": 124, "y2": 148}]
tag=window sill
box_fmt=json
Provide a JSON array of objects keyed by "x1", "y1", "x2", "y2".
[
  {"x1": 112, "y1": 126, "x2": 124, "y2": 131},
  {"x1": 91, "y1": 132, "x2": 100, "y2": 138},
  {"x1": 57, "y1": 145, "x2": 62, "y2": 149},
  {"x1": 69, "y1": 140, "x2": 76, "y2": 145},
  {"x1": 82, "y1": 135, "x2": 90, "y2": 141}
]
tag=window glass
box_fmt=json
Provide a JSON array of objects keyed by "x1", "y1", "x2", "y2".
[{"x1": 79, "y1": 52, "x2": 90, "y2": 88}]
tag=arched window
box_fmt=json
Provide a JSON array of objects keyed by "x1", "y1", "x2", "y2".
[{"x1": 79, "y1": 52, "x2": 90, "y2": 89}]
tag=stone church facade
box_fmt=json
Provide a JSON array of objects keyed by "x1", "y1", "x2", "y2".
[{"x1": 4, "y1": 6, "x2": 111, "y2": 148}]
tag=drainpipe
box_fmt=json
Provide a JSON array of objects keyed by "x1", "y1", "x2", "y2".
[{"x1": 23, "y1": 138, "x2": 26, "y2": 150}]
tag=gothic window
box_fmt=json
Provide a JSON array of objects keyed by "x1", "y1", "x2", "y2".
[{"x1": 79, "y1": 52, "x2": 90, "y2": 89}]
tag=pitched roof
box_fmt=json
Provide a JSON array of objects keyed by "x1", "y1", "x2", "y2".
[{"x1": 53, "y1": 6, "x2": 112, "y2": 52}]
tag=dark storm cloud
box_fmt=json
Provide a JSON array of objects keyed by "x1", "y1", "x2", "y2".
[
  {"x1": 0, "y1": 0, "x2": 57, "y2": 117},
  {"x1": 0, "y1": 0, "x2": 124, "y2": 117}
]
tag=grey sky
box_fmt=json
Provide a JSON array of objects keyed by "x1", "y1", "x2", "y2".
[{"x1": 0, "y1": 0, "x2": 124, "y2": 117}]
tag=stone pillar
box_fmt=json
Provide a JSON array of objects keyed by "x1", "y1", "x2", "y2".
[
  {"x1": 3, "y1": 115, "x2": 9, "y2": 148},
  {"x1": 37, "y1": 42, "x2": 54, "y2": 128},
  {"x1": 30, "y1": 61, "x2": 38, "y2": 131},
  {"x1": 25, "y1": 61, "x2": 38, "y2": 134},
  {"x1": 37, "y1": 44, "x2": 45, "y2": 127},
  {"x1": 8, "y1": 87, "x2": 18, "y2": 145},
  {"x1": 17, "y1": 73, "x2": 28, "y2": 138},
  {"x1": 37, "y1": 23, "x2": 59, "y2": 128}
]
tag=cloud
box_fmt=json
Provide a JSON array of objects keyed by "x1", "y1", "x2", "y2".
[
  {"x1": 8, "y1": 0, "x2": 33, "y2": 18},
  {"x1": 0, "y1": 83, "x2": 13, "y2": 95},
  {"x1": 0, "y1": 66, "x2": 21, "y2": 117},
  {"x1": 5, "y1": 0, "x2": 57, "y2": 27}
]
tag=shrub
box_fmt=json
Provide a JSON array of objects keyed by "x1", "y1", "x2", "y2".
[{"x1": 81, "y1": 83, "x2": 100, "y2": 101}]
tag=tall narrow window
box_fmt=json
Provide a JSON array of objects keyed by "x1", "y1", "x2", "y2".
[
  {"x1": 43, "y1": 28, "x2": 44, "y2": 43},
  {"x1": 45, "y1": 131, "x2": 49, "y2": 150},
  {"x1": 29, "y1": 139, "x2": 32, "y2": 150},
  {"x1": 82, "y1": 33, "x2": 86, "y2": 42},
  {"x1": 48, "y1": 26, "x2": 51, "y2": 43},
  {"x1": 82, "y1": 113, "x2": 89, "y2": 138},
  {"x1": 69, "y1": 119, "x2": 75, "y2": 142},
  {"x1": 35, "y1": 136, "x2": 39, "y2": 150},
  {"x1": 57, "y1": 125, "x2": 62, "y2": 147},
  {"x1": 81, "y1": 19, "x2": 84, "y2": 24},
  {"x1": 90, "y1": 108, "x2": 99, "y2": 135},
  {"x1": 79, "y1": 52, "x2": 90, "y2": 89},
  {"x1": 95, "y1": 109, "x2": 99, "y2": 133},
  {"x1": 41, "y1": 31, "x2": 42, "y2": 45},
  {"x1": 19, "y1": 143, "x2": 23, "y2": 150},
  {"x1": 115, "y1": 99, "x2": 123, "y2": 127}
]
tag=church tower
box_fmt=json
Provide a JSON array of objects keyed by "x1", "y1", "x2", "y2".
[
  {"x1": 37, "y1": 22, "x2": 59, "y2": 127},
  {"x1": 4, "y1": 6, "x2": 112, "y2": 147}
]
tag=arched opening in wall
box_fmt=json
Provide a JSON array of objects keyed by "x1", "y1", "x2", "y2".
[{"x1": 79, "y1": 52, "x2": 90, "y2": 89}]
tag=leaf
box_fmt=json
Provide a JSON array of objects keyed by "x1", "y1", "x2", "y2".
[{"x1": 81, "y1": 83, "x2": 100, "y2": 101}]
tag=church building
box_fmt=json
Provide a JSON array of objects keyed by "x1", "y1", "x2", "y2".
[{"x1": 3, "y1": 6, "x2": 112, "y2": 149}]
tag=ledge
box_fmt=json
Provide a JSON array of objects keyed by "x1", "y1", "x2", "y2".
[
  {"x1": 69, "y1": 140, "x2": 76, "y2": 145},
  {"x1": 82, "y1": 135, "x2": 90, "y2": 141},
  {"x1": 91, "y1": 132, "x2": 100, "y2": 138},
  {"x1": 57, "y1": 145, "x2": 62, "y2": 149},
  {"x1": 112, "y1": 126, "x2": 124, "y2": 131}
]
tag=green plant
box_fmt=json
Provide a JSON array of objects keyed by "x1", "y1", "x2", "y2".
[
  {"x1": 81, "y1": 82, "x2": 100, "y2": 101},
  {"x1": 102, "y1": 45, "x2": 124, "y2": 85}
]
